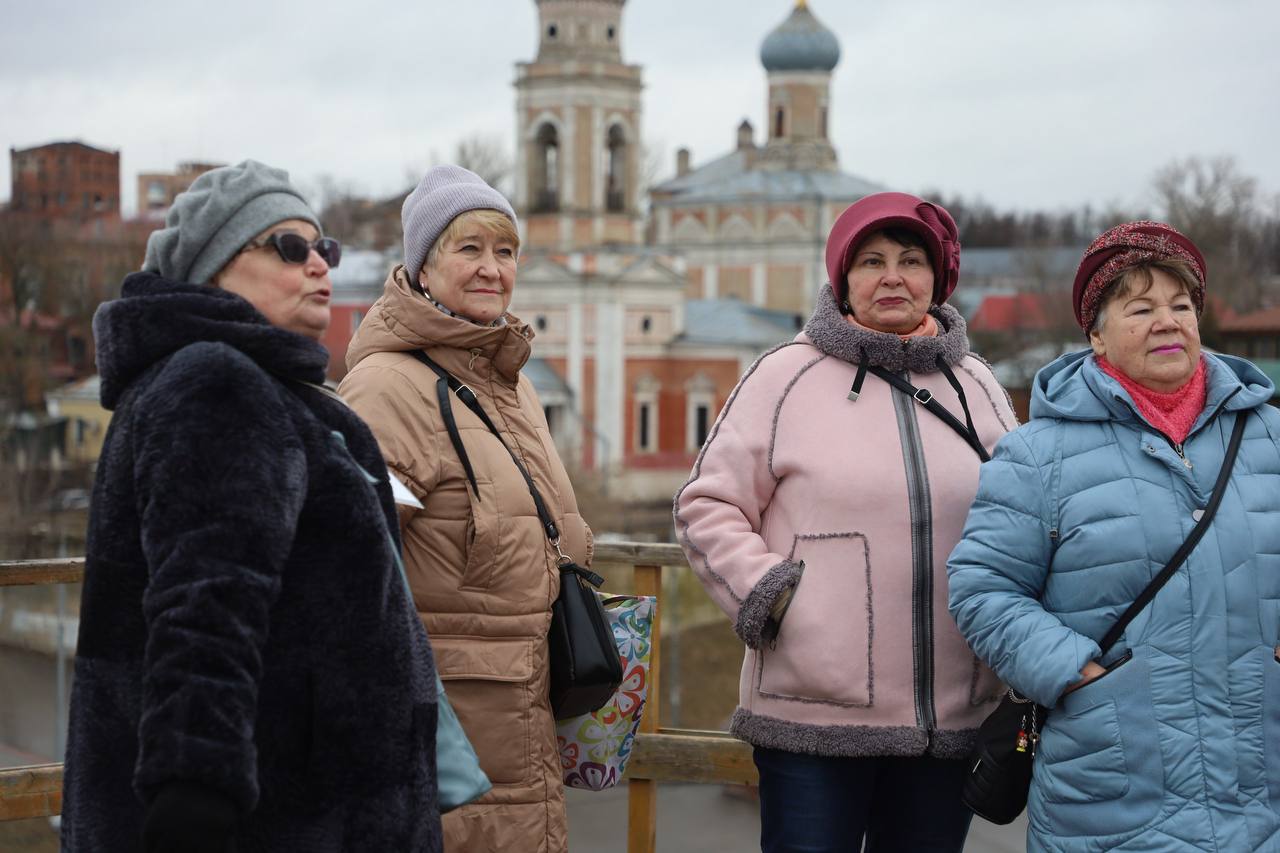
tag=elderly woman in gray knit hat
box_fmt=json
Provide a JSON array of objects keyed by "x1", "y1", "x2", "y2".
[
  {"x1": 339, "y1": 166, "x2": 593, "y2": 853},
  {"x1": 62, "y1": 160, "x2": 444, "y2": 852}
]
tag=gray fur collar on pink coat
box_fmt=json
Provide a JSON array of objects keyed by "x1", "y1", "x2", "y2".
[{"x1": 675, "y1": 287, "x2": 1017, "y2": 759}]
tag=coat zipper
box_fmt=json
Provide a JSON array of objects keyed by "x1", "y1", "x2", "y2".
[
  {"x1": 892, "y1": 374, "x2": 937, "y2": 745},
  {"x1": 1122, "y1": 389, "x2": 1240, "y2": 474}
]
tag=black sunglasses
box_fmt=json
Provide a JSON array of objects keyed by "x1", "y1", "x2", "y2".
[{"x1": 242, "y1": 232, "x2": 342, "y2": 268}]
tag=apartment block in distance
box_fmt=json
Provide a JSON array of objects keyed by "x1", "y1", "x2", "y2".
[
  {"x1": 136, "y1": 162, "x2": 223, "y2": 219},
  {"x1": 9, "y1": 140, "x2": 120, "y2": 221}
]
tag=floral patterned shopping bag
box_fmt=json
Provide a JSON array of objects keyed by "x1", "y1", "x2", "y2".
[{"x1": 556, "y1": 594, "x2": 656, "y2": 791}]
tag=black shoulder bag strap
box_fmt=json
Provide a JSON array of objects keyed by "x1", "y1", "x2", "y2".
[
  {"x1": 863, "y1": 362, "x2": 992, "y2": 462},
  {"x1": 407, "y1": 349, "x2": 605, "y2": 586},
  {"x1": 1095, "y1": 410, "x2": 1249, "y2": 655}
]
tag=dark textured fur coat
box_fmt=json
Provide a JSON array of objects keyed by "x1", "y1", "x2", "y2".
[{"x1": 60, "y1": 272, "x2": 442, "y2": 852}]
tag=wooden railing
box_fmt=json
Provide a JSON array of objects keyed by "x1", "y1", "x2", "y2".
[{"x1": 0, "y1": 545, "x2": 755, "y2": 852}]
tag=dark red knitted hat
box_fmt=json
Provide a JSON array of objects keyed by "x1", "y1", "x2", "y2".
[
  {"x1": 1072, "y1": 220, "x2": 1207, "y2": 332},
  {"x1": 825, "y1": 192, "x2": 961, "y2": 306}
]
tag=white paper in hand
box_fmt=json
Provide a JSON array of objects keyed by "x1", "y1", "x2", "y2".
[{"x1": 387, "y1": 469, "x2": 424, "y2": 509}]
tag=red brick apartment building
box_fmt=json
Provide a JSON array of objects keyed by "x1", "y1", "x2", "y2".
[{"x1": 9, "y1": 141, "x2": 120, "y2": 221}]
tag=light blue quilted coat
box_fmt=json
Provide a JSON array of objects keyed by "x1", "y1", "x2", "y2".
[{"x1": 948, "y1": 350, "x2": 1280, "y2": 852}]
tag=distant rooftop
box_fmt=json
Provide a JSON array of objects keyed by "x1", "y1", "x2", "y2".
[
  {"x1": 10, "y1": 139, "x2": 118, "y2": 156},
  {"x1": 1219, "y1": 305, "x2": 1280, "y2": 333},
  {"x1": 676, "y1": 298, "x2": 802, "y2": 349},
  {"x1": 968, "y1": 292, "x2": 1056, "y2": 334},
  {"x1": 960, "y1": 246, "x2": 1083, "y2": 281},
  {"x1": 46, "y1": 375, "x2": 101, "y2": 401},
  {"x1": 329, "y1": 248, "x2": 394, "y2": 302},
  {"x1": 652, "y1": 149, "x2": 882, "y2": 205},
  {"x1": 524, "y1": 357, "x2": 572, "y2": 399}
]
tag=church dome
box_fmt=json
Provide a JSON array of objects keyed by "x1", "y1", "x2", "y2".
[{"x1": 759, "y1": 1, "x2": 840, "y2": 72}]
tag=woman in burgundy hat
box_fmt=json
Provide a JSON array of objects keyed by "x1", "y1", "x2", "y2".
[
  {"x1": 949, "y1": 221, "x2": 1280, "y2": 851},
  {"x1": 675, "y1": 192, "x2": 1017, "y2": 851}
]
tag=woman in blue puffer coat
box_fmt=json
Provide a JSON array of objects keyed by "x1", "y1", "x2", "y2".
[{"x1": 948, "y1": 220, "x2": 1280, "y2": 851}]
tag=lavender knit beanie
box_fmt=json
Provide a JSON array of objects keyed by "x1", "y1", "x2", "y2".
[{"x1": 401, "y1": 166, "x2": 517, "y2": 278}]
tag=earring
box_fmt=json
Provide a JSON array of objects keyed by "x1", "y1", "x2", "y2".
[{"x1": 840, "y1": 300, "x2": 853, "y2": 314}]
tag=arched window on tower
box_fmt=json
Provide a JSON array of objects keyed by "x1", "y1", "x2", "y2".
[
  {"x1": 606, "y1": 124, "x2": 626, "y2": 212},
  {"x1": 819, "y1": 106, "x2": 828, "y2": 139},
  {"x1": 532, "y1": 123, "x2": 559, "y2": 213},
  {"x1": 774, "y1": 107, "x2": 786, "y2": 139}
]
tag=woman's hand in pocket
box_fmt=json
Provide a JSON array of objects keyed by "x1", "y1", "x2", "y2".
[{"x1": 1064, "y1": 660, "x2": 1108, "y2": 695}]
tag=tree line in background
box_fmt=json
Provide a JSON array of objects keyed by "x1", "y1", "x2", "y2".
[
  {"x1": 930, "y1": 155, "x2": 1280, "y2": 312},
  {"x1": 1, "y1": 152, "x2": 1276, "y2": 427}
]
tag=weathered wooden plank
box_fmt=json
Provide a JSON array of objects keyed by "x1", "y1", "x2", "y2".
[
  {"x1": 627, "y1": 731, "x2": 758, "y2": 786},
  {"x1": 626, "y1": 776, "x2": 658, "y2": 853},
  {"x1": 0, "y1": 558, "x2": 85, "y2": 587},
  {"x1": 594, "y1": 542, "x2": 685, "y2": 569},
  {"x1": 0, "y1": 764, "x2": 63, "y2": 820}
]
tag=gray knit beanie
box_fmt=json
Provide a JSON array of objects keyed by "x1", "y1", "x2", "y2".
[
  {"x1": 142, "y1": 159, "x2": 321, "y2": 285},
  {"x1": 401, "y1": 165, "x2": 517, "y2": 279}
]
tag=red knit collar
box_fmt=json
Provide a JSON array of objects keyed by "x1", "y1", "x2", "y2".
[{"x1": 1097, "y1": 355, "x2": 1207, "y2": 444}]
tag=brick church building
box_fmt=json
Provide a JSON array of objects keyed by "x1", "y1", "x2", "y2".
[{"x1": 331, "y1": 0, "x2": 877, "y2": 502}]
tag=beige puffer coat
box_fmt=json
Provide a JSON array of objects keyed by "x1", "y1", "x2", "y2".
[{"x1": 338, "y1": 266, "x2": 591, "y2": 853}]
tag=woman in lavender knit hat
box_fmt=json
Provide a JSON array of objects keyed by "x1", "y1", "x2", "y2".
[{"x1": 338, "y1": 166, "x2": 592, "y2": 853}]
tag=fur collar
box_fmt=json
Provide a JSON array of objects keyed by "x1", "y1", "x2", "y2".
[
  {"x1": 93, "y1": 272, "x2": 330, "y2": 409},
  {"x1": 801, "y1": 285, "x2": 970, "y2": 373}
]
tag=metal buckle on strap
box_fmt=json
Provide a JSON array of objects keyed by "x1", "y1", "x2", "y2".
[
  {"x1": 455, "y1": 383, "x2": 475, "y2": 400},
  {"x1": 550, "y1": 536, "x2": 572, "y2": 566},
  {"x1": 913, "y1": 388, "x2": 933, "y2": 405}
]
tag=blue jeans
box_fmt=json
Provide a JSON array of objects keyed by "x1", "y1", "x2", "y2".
[{"x1": 753, "y1": 747, "x2": 973, "y2": 853}]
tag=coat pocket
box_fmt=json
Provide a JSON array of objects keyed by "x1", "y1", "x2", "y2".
[
  {"x1": 458, "y1": 468, "x2": 502, "y2": 591},
  {"x1": 1029, "y1": 646, "x2": 1163, "y2": 838},
  {"x1": 757, "y1": 533, "x2": 873, "y2": 708},
  {"x1": 432, "y1": 636, "x2": 536, "y2": 787},
  {"x1": 1263, "y1": 652, "x2": 1280, "y2": 811}
]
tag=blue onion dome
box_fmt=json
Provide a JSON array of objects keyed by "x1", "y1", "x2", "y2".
[{"x1": 759, "y1": 0, "x2": 840, "y2": 72}]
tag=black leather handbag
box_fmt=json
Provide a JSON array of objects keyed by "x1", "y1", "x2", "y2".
[
  {"x1": 548, "y1": 560, "x2": 625, "y2": 717},
  {"x1": 962, "y1": 411, "x2": 1249, "y2": 824},
  {"x1": 409, "y1": 351, "x2": 623, "y2": 719}
]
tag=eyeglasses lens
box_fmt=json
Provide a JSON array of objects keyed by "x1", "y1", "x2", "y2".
[
  {"x1": 274, "y1": 233, "x2": 312, "y2": 263},
  {"x1": 271, "y1": 233, "x2": 342, "y2": 268},
  {"x1": 316, "y1": 238, "x2": 342, "y2": 268}
]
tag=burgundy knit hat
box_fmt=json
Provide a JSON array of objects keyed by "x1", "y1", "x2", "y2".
[
  {"x1": 825, "y1": 192, "x2": 961, "y2": 306},
  {"x1": 1072, "y1": 220, "x2": 1207, "y2": 332}
]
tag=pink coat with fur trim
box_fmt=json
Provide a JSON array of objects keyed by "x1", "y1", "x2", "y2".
[{"x1": 674, "y1": 288, "x2": 1017, "y2": 759}]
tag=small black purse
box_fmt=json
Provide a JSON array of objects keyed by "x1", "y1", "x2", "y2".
[
  {"x1": 409, "y1": 351, "x2": 623, "y2": 719},
  {"x1": 963, "y1": 691, "x2": 1046, "y2": 824},
  {"x1": 548, "y1": 560, "x2": 625, "y2": 717},
  {"x1": 962, "y1": 411, "x2": 1248, "y2": 824}
]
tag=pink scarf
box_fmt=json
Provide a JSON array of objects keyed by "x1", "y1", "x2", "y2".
[
  {"x1": 846, "y1": 312, "x2": 939, "y2": 340},
  {"x1": 1097, "y1": 356, "x2": 1207, "y2": 444}
]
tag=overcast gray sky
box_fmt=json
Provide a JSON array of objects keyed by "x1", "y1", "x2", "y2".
[{"x1": 3, "y1": 0, "x2": 1278, "y2": 217}]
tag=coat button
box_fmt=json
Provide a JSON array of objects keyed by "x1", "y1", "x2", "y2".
[{"x1": 1192, "y1": 509, "x2": 1206, "y2": 522}]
